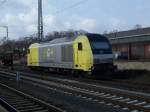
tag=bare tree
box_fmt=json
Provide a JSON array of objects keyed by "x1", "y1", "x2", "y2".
[
  {"x1": 134, "y1": 24, "x2": 142, "y2": 29},
  {"x1": 103, "y1": 30, "x2": 108, "y2": 34}
]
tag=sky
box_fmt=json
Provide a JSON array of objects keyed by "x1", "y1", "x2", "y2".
[{"x1": 0, "y1": 0, "x2": 150, "y2": 39}]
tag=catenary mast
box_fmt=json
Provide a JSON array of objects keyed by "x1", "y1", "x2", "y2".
[{"x1": 38, "y1": 0, "x2": 43, "y2": 41}]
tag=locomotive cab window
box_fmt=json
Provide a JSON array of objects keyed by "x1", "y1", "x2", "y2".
[
  {"x1": 27, "y1": 49, "x2": 30, "y2": 54},
  {"x1": 78, "y1": 42, "x2": 83, "y2": 51}
]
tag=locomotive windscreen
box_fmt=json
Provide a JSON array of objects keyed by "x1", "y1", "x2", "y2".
[
  {"x1": 90, "y1": 42, "x2": 110, "y2": 49},
  {"x1": 86, "y1": 33, "x2": 112, "y2": 54}
]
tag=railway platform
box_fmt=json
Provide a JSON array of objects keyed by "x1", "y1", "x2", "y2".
[{"x1": 115, "y1": 61, "x2": 150, "y2": 70}]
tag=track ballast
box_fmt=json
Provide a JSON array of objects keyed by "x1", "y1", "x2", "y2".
[
  {"x1": 0, "y1": 69, "x2": 150, "y2": 112},
  {"x1": 0, "y1": 83, "x2": 65, "y2": 112}
]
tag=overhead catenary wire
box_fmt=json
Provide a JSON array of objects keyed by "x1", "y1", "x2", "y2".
[
  {"x1": 43, "y1": 0, "x2": 89, "y2": 35},
  {"x1": 0, "y1": 0, "x2": 89, "y2": 39},
  {"x1": 54, "y1": 0, "x2": 89, "y2": 15}
]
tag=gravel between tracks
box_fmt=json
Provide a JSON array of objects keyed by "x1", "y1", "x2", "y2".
[{"x1": 0, "y1": 74, "x2": 128, "y2": 112}]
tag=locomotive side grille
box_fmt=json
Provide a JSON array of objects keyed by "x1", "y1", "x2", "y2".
[{"x1": 61, "y1": 45, "x2": 73, "y2": 62}]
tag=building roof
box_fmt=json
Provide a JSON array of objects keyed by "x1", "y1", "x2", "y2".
[
  {"x1": 105, "y1": 27, "x2": 150, "y2": 44},
  {"x1": 105, "y1": 27, "x2": 150, "y2": 38}
]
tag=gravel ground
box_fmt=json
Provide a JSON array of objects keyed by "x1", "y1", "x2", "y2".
[
  {"x1": 0, "y1": 75, "x2": 129, "y2": 112},
  {"x1": 0, "y1": 105, "x2": 8, "y2": 112}
]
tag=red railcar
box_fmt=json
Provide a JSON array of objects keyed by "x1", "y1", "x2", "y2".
[
  {"x1": 144, "y1": 43, "x2": 150, "y2": 60},
  {"x1": 112, "y1": 42, "x2": 150, "y2": 60},
  {"x1": 131, "y1": 43, "x2": 145, "y2": 60}
]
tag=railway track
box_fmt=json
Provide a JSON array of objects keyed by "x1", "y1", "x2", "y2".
[
  {"x1": 79, "y1": 78, "x2": 150, "y2": 93},
  {"x1": 0, "y1": 70, "x2": 150, "y2": 112},
  {"x1": 25, "y1": 76, "x2": 150, "y2": 112},
  {"x1": 0, "y1": 82, "x2": 65, "y2": 112},
  {"x1": 6, "y1": 68, "x2": 149, "y2": 95}
]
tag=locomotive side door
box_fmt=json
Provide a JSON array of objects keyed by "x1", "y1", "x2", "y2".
[
  {"x1": 73, "y1": 36, "x2": 93, "y2": 72},
  {"x1": 74, "y1": 42, "x2": 83, "y2": 69}
]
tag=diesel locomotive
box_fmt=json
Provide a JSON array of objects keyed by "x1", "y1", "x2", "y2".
[{"x1": 27, "y1": 33, "x2": 116, "y2": 77}]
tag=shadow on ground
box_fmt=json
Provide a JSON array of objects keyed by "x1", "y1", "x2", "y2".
[{"x1": 114, "y1": 69, "x2": 150, "y2": 80}]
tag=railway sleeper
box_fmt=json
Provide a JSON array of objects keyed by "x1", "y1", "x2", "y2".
[
  {"x1": 0, "y1": 95, "x2": 19, "y2": 99},
  {"x1": 24, "y1": 76, "x2": 150, "y2": 111},
  {"x1": 96, "y1": 89, "x2": 150, "y2": 103},
  {"x1": 134, "y1": 101, "x2": 147, "y2": 106},
  {"x1": 26, "y1": 74, "x2": 150, "y2": 104},
  {"x1": 97, "y1": 97, "x2": 150, "y2": 112},
  {"x1": 63, "y1": 87, "x2": 150, "y2": 112},
  {"x1": 12, "y1": 102, "x2": 36, "y2": 107},
  {"x1": 8, "y1": 101, "x2": 32, "y2": 105},
  {"x1": 34, "y1": 109, "x2": 49, "y2": 112},
  {"x1": 2, "y1": 99, "x2": 28, "y2": 103},
  {"x1": 0, "y1": 83, "x2": 65, "y2": 112},
  {"x1": 19, "y1": 107, "x2": 44, "y2": 112},
  {"x1": 16, "y1": 105, "x2": 40, "y2": 110}
]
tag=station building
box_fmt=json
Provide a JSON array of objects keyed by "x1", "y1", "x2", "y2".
[{"x1": 105, "y1": 27, "x2": 150, "y2": 60}]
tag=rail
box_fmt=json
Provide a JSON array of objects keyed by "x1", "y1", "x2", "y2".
[
  {"x1": 0, "y1": 82, "x2": 65, "y2": 112},
  {"x1": 0, "y1": 70, "x2": 150, "y2": 112}
]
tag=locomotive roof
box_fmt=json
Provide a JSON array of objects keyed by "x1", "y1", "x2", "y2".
[
  {"x1": 39, "y1": 33, "x2": 106, "y2": 45},
  {"x1": 30, "y1": 33, "x2": 107, "y2": 48},
  {"x1": 39, "y1": 36, "x2": 78, "y2": 46},
  {"x1": 49, "y1": 37, "x2": 75, "y2": 44},
  {"x1": 30, "y1": 36, "x2": 79, "y2": 48}
]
